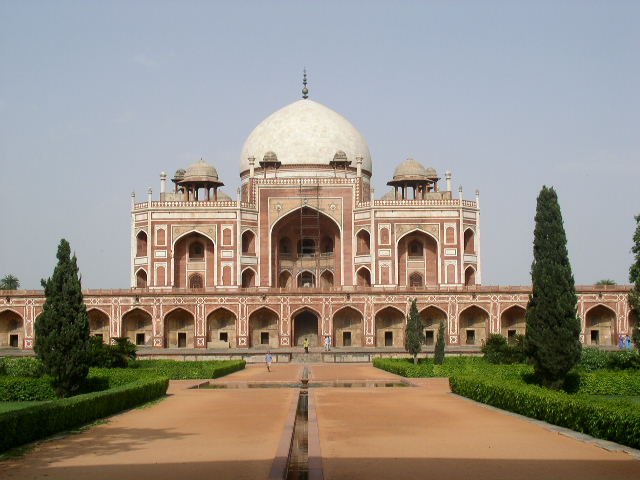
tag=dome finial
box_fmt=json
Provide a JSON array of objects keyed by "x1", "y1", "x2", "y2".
[{"x1": 302, "y1": 68, "x2": 309, "y2": 99}]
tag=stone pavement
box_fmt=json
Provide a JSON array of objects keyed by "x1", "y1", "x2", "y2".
[{"x1": 1, "y1": 364, "x2": 638, "y2": 480}]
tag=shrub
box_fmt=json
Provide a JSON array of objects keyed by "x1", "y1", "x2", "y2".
[
  {"x1": 578, "y1": 347, "x2": 610, "y2": 372},
  {"x1": 449, "y1": 375, "x2": 640, "y2": 449},
  {"x1": 575, "y1": 371, "x2": 640, "y2": 396},
  {"x1": 0, "y1": 357, "x2": 45, "y2": 377},
  {"x1": 88, "y1": 337, "x2": 137, "y2": 368},
  {"x1": 0, "y1": 375, "x2": 169, "y2": 453},
  {"x1": 607, "y1": 350, "x2": 640, "y2": 370},
  {"x1": 128, "y1": 359, "x2": 245, "y2": 379},
  {"x1": 0, "y1": 377, "x2": 56, "y2": 401},
  {"x1": 483, "y1": 334, "x2": 527, "y2": 364}
]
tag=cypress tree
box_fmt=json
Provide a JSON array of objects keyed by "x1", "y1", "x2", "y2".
[
  {"x1": 629, "y1": 214, "x2": 640, "y2": 349},
  {"x1": 433, "y1": 319, "x2": 446, "y2": 365},
  {"x1": 35, "y1": 239, "x2": 90, "y2": 397},
  {"x1": 524, "y1": 186, "x2": 581, "y2": 389},
  {"x1": 405, "y1": 299, "x2": 425, "y2": 364}
]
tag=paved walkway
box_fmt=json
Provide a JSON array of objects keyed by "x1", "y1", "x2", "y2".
[{"x1": 1, "y1": 364, "x2": 638, "y2": 480}]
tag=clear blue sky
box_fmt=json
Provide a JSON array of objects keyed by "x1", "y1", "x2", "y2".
[{"x1": 1, "y1": 1, "x2": 638, "y2": 289}]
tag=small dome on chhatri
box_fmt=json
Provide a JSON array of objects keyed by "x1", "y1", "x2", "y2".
[
  {"x1": 183, "y1": 158, "x2": 219, "y2": 182},
  {"x1": 216, "y1": 190, "x2": 232, "y2": 201},
  {"x1": 424, "y1": 167, "x2": 439, "y2": 178},
  {"x1": 173, "y1": 168, "x2": 186, "y2": 180},
  {"x1": 263, "y1": 151, "x2": 278, "y2": 162},
  {"x1": 393, "y1": 158, "x2": 428, "y2": 180},
  {"x1": 380, "y1": 190, "x2": 397, "y2": 200},
  {"x1": 333, "y1": 150, "x2": 348, "y2": 162}
]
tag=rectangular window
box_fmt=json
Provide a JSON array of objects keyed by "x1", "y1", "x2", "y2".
[
  {"x1": 384, "y1": 331, "x2": 393, "y2": 347},
  {"x1": 178, "y1": 332, "x2": 187, "y2": 348},
  {"x1": 9, "y1": 334, "x2": 19, "y2": 348},
  {"x1": 466, "y1": 329, "x2": 475, "y2": 345},
  {"x1": 590, "y1": 330, "x2": 599, "y2": 345},
  {"x1": 136, "y1": 333, "x2": 145, "y2": 346},
  {"x1": 219, "y1": 332, "x2": 228, "y2": 342},
  {"x1": 343, "y1": 331, "x2": 352, "y2": 347},
  {"x1": 261, "y1": 332, "x2": 269, "y2": 345},
  {"x1": 425, "y1": 330, "x2": 434, "y2": 346}
]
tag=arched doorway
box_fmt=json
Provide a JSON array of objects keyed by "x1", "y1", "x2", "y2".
[
  {"x1": 0, "y1": 310, "x2": 23, "y2": 348},
  {"x1": 333, "y1": 307, "x2": 363, "y2": 347},
  {"x1": 459, "y1": 306, "x2": 488, "y2": 345},
  {"x1": 122, "y1": 308, "x2": 152, "y2": 346},
  {"x1": 297, "y1": 271, "x2": 316, "y2": 288},
  {"x1": 136, "y1": 269, "x2": 147, "y2": 288},
  {"x1": 465, "y1": 267, "x2": 476, "y2": 286},
  {"x1": 279, "y1": 270, "x2": 293, "y2": 288},
  {"x1": 248, "y1": 308, "x2": 279, "y2": 348},
  {"x1": 241, "y1": 269, "x2": 256, "y2": 288},
  {"x1": 293, "y1": 310, "x2": 319, "y2": 347},
  {"x1": 585, "y1": 305, "x2": 616, "y2": 346},
  {"x1": 375, "y1": 307, "x2": 405, "y2": 347},
  {"x1": 500, "y1": 306, "x2": 526, "y2": 343},
  {"x1": 88, "y1": 309, "x2": 110, "y2": 342},
  {"x1": 356, "y1": 267, "x2": 371, "y2": 287},
  {"x1": 320, "y1": 270, "x2": 334, "y2": 288},
  {"x1": 207, "y1": 308, "x2": 236, "y2": 348},
  {"x1": 397, "y1": 231, "x2": 438, "y2": 286},
  {"x1": 173, "y1": 232, "x2": 215, "y2": 288},
  {"x1": 420, "y1": 306, "x2": 446, "y2": 346},
  {"x1": 164, "y1": 308, "x2": 195, "y2": 348}
]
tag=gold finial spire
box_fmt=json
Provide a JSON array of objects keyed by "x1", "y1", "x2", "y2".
[{"x1": 302, "y1": 68, "x2": 309, "y2": 99}]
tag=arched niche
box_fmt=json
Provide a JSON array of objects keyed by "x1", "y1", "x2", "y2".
[
  {"x1": 189, "y1": 273, "x2": 204, "y2": 289},
  {"x1": 585, "y1": 305, "x2": 616, "y2": 346},
  {"x1": 122, "y1": 308, "x2": 152, "y2": 346},
  {"x1": 374, "y1": 307, "x2": 404, "y2": 348},
  {"x1": 278, "y1": 270, "x2": 292, "y2": 289},
  {"x1": 241, "y1": 269, "x2": 256, "y2": 288},
  {"x1": 136, "y1": 269, "x2": 147, "y2": 288},
  {"x1": 397, "y1": 230, "x2": 438, "y2": 286},
  {"x1": 0, "y1": 310, "x2": 23, "y2": 348},
  {"x1": 173, "y1": 232, "x2": 215, "y2": 288},
  {"x1": 320, "y1": 270, "x2": 334, "y2": 288},
  {"x1": 333, "y1": 307, "x2": 363, "y2": 347},
  {"x1": 464, "y1": 266, "x2": 476, "y2": 286},
  {"x1": 207, "y1": 308, "x2": 236, "y2": 348},
  {"x1": 248, "y1": 307, "x2": 279, "y2": 348},
  {"x1": 409, "y1": 272, "x2": 423, "y2": 287},
  {"x1": 164, "y1": 308, "x2": 195, "y2": 348},
  {"x1": 297, "y1": 271, "x2": 316, "y2": 288},
  {"x1": 420, "y1": 306, "x2": 446, "y2": 346},
  {"x1": 459, "y1": 306, "x2": 489, "y2": 346},
  {"x1": 242, "y1": 230, "x2": 256, "y2": 255},
  {"x1": 464, "y1": 228, "x2": 475, "y2": 254},
  {"x1": 293, "y1": 309, "x2": 319, "y2": 347},
  {"x1": 356, "y1": 267, "x2": 371, "y2": 287},
  {"x1": 500, "y1": 306, "x2": 526, "y2": 342},
  {"x1": 356, "y1": 230, "x2": 370, "y2": 255},
  {"x1": 88, "y1": 309, "x2": 110, "y2": 342},
  {"x1": 136, "y1": 231, "x2": 147, "y2": 257}
]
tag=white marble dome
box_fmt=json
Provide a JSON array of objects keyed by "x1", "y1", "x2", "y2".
[{"x1": 240, "y1": 99, "x2": 372, "y2": 174}]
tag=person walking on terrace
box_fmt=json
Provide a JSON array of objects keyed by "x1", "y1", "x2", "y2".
[
  {"x1": 324, "y1": 335, "x2": 331, "y2": 351},
  {"x1": 303, "y1": 338, "x2": 309, "y2": 354},
  {"x1": 265, "y1": 351, "x2": 273, "y2": 372}
]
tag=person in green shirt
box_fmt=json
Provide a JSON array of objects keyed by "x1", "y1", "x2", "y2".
[{"x1": 303, "y1": 338, "x2": 309, "y2": 353}]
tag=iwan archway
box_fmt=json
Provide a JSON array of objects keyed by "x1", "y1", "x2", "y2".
[{"x1": 292, "y1": 309, "x2": 319, "y2": 347}]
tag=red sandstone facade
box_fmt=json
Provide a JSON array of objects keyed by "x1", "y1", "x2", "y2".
[{"x1": 1, "y1": 96, "x2": 636, "y2": 353}]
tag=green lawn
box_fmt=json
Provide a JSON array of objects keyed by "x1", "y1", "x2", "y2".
[{"x1": 0, "y1": 401, "x2": 49, "y2": 414}]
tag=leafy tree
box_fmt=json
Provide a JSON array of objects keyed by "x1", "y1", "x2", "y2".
[
  {"x1": 482, "y1": 334, "x2": 525, "y2": 364},
  {"x1": 524, "y1": 186, "x2": 581, "y2": 389},
  {"x1": 88, "y1": 337, "x2": 137, "y2": 368},
  {"x1": 34, "y1": 239, "x2": 90, "y2": 397},
  {"x1": 595, "y1": 279, "x2": 616, "y2": 286},
  {"x1": 433, "y1": 319, "x2": 446, "y2": 365},
  {"x1": 0, "y1": 274, "x2": 20, "y2": 290},
  {"x1": 629, "y1": 215, "x2": 640, "y2": 351},
  {"x1": 404, "y1": 299, "x2": 424, "y2": 364}
]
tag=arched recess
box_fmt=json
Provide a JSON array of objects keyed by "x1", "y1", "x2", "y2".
[
  {"x1": 207, "y1": 308, "x2": 236, "y2": 348},
  {"x1": 164, "y1": 308, "x2": 195, "y2": 348},
  {"x1": 248, "y1": 307, "x2": 279, "y2": 348},
  {"x1": 409, "y1": 272, "x2": 423, "y2": 287},
  {"x1": 270, "y1": 206, "x2": 341, "y2": 287},
  {"x1": 459, "y1": 305, "x2": 489, "y2": 346},
  {"x1": 297, "y1": 271, "x2": 316, "y2": 288},
  {"x1": 189, "y1": 273, "x2": 203, "y2": 289},
  {"x1": 374, "y1": 306, "x2": 405, "y2": 348},
  {"x1": 0, "y1": 309, "x2": 23, "y2": 348},
  {"x1": 356, "y1": 229, "x2": 370, "y2": 255},
  {"x1": 445, "y1": 227, "x2": 455, "y2": 244},
  {"x1": 242, "y1": 230, "x2": 256, "y2": 255},
  {"x1": 136, "y1": 231, "x2": 147, "y2": 257},
  {"x1": 420, "y1": 306, "x2": 447, "y2": 346},
  {"x1": 356, "y1": 267, "x2": 371, "y2": 287},
  {"x1": 379, "y1": 227, "x2": 390, "y2": 245},
  {"x1": 292, "y1": 308, "x2": 319, "y2": 347},
  {"x1": 173, "y1": 232, "x2": 215, "y2": 288},
  {"x1": 320, "y1": 270, "x2": 334, "y2": 288},
  {"x1": 500, "y1": 305, "x2": 526, "y2": 342},
  {"x1": 464, "y1": 266, "x2": 476, "y2": 286},
  {"x1": 585, "y1": 305, "x2": 616, "y2": 346},
  {"x1": 397, "y1": 229, "x2": 438, "y2": 286},
  {"x1": 88, "y1": 308, "x2": 110, "y2": 342},
  {"x1": 333, "y1": 307, "x2": 364, "y2": 347},
  {"x1": 136, "y1": 269, "x2": 148, "y2": 288},
  {"x1": 241, "y1": 268, "x2": 256, "y2": 288},
  {"x1": 279, "y1": 270, "x2": 293, "y2": 289},
  {"x1": 464, "y1": 228, "x2": 475, "y2": 254},
  {"x1": 122, "y1": 308, "x2": 152, "y2": 346}
]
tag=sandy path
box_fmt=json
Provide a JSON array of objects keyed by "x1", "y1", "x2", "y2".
[
  {"x1": 314, "y1": 378, "x2": 639, "y2": 480},
  {"x1": 310, "y1": 364, "x2": 401, "y2": 382},
  {"x1": 1, "y1": 384, "x2": 295, "y2": 480}
]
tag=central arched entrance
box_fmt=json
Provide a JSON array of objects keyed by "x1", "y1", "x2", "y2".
[{"x1": 293, "y1": 310, "x2": 319, "y2": 347}]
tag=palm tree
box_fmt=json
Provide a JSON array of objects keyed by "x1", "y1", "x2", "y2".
[
  {"x1": 595, "y1": 279, "x2": 616, "y2": 286},
  {"x1": 0, "y1": 274, "x2": 20, "y2": 290}
]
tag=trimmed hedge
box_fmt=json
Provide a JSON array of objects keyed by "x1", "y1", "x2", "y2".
[
  {"x1": 0, "y1": 375, "x2": 169, "y2": 452},
  {"x1": 129, "y1": 359, "x2": 246, "y2": 379},
  {"x1": 373, "y1": 357, "x2": 530, "y2": 379},
  {"x1": 449, "y1": 375, "x2": 640, "y2": 449}
]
